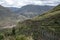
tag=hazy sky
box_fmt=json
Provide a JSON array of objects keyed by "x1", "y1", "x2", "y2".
[{"x1": 0, "y1": 0, "x2": 60, "y2": 8}]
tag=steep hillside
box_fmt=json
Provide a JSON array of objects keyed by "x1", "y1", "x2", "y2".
[{"x1": 16, "y1": 4, "x2": 60, "y2": 40}]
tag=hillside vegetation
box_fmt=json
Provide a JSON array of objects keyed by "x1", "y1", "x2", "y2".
[
  {"x1": 0, "y1": 4, "x2": 60, "y2": 40},
  {"x1": 16, "y1": 4, "x2": 60, "y2": 40}
]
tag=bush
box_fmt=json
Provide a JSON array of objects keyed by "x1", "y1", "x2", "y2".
[
  {"x1": 12, "y1": 27, "x2": 16, "y2": 35},
  {"x1": 16, "y1": 35, "x2": 27, "y2": 40},
  {"x1": 0, "y1": 33, "x2": 4, "y2": 40}
]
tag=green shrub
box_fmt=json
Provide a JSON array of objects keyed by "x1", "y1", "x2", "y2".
[
  {"x1": 16, "y1": 35, "x2": 27, "y2": 40},
  {"x1": 0, "y1": 33, "x2": 4, "y2": 40},
  {"x1": 12, "y1": 27, "x2": 16, "y2": 35}
]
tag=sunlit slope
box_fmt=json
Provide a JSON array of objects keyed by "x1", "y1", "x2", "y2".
[{"x1": 33, "y1": 4, "x2": 60, "y2": 20}]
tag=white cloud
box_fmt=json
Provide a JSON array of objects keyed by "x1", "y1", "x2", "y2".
[
  {"x1": 5, "y1": 0, "x2": 14, "y2": 5},
  {"x1": 0, "y1": 0, "x2": 60, "y2": 7}
]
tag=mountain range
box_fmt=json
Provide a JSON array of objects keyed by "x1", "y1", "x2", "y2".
[
  {"x1": 0, "y1": 5, "x2": 54, "y2": 27},
  {"x1": 0, "y1": 5, "x2": 28, "y2": 27},
  {"x1": 7, "y1": 5, "x2": 54, "y2": 18}
]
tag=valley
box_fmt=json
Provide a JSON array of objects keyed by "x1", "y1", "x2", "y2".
[
  {"x1": 0, "y1": 4, "x2": 60, "y2": 40},
  {"x1": 0, "y1": 5, "x2": 54, "y2": 27}
]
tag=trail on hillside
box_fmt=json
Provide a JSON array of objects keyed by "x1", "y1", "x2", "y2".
[{"x1": 0, "y1": 25, "x2": 16, "y2": 29}]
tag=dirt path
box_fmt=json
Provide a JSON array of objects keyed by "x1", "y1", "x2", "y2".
[{"x1": 0, "y1": 25, "x2": 16, "y2": 29}]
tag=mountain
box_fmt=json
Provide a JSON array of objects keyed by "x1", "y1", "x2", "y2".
[
  {"x1": 0, "y1": 5, "x2": 28, "y2": 27},
  {"x1": 6, "y1": 7, "x2": 19, "y2": 12},
  {"x1": 16, "y1": 4, "x2": 60, "y2": 40},
  {"x1": 0, "y1": 4, "x2": 60, "y2": 40},
  {"x1": 7, "y1": 5, "x2": 54, "y2": 18}
]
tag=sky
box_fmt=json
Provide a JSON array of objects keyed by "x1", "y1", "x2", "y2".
[{"x1": 0, "y1": 0, "x2": 60, "y2": 8}]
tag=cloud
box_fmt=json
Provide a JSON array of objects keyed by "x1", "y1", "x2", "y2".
[
  {"x1": 0, "y1": 0, "x2": 60, "y2": 7},
  {"x1": 5, "y1": 0, "x2": 14, "y2": 4}
]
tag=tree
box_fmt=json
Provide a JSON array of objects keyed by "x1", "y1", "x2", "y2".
[{"x1": 12, "y1": 27, "x2": 16, "y2": 35}]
